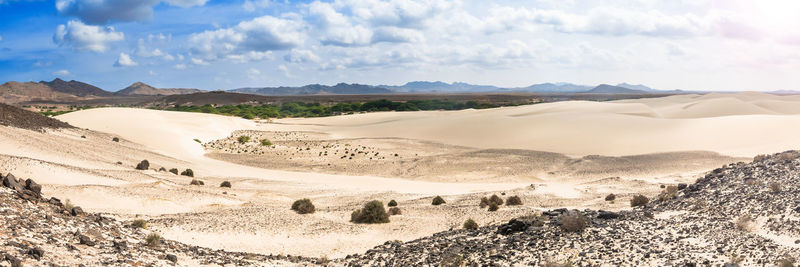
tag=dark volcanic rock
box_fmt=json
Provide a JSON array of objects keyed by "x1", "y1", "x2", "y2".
[
  {"x1": 497, "y1": 219, "x2": 531, "y2": 235},
  {"x1": 2, "y1": 173, "x2": 24, "y2": 192},
  {"x1": 166, "y1": 254, "x2": 178, "y2": 263},
  {"x1": 25, "y1": 178, "x2": 41, "y2": 195},
  {"x1": 597, "y1": 210, "x2": 620, "y2": 219},
  {"x1": 78, "y1": 234, "x2": 96, "y2": 246},
  {"x1": 0, "y1": 103, "x2": 73, "y2": 131},
  {"x1": 71, "y1": 206, "x2": 85, "y2": 216}
]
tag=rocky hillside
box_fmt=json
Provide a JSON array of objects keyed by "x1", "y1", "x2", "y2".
[
  {"x1": 340, "y1": 151, "x2": 800, "y2": 266},
  {"x1": 0, "y1": 81, "x2": 79, "y2": 104},
  {"x1": 0, "y1": 172, "x2": 323, "y2": 266},
  {"x1": 41, "y1": 78, "x2": 111, "y2": 97},
  {"x1": 115, "y1": 82, "x2": 204, "y2": 96},
  {"x1": 0, "y1": 103, "x2": 73, "y2": 131}
]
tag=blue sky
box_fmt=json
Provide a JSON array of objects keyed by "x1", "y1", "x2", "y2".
[{"x1": 1, "y1": 0, "x2": 799, "y2": 91}]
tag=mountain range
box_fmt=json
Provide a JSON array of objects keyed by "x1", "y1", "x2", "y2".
[{"x1": 0, "y1": 79, "x2": 712, "y2": 104}]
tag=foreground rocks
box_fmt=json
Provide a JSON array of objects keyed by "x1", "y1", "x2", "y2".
[
  {"x1": 0, "y1": 172, "x2": 322, "y2": 266},
  {"x1": 338, "y1": 151, "x2": 800, "y2": 266}
]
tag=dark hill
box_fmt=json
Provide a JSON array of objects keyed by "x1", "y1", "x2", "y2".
[
  {"x1": 232, "y1": 83, "x2": 392, "y2": 95},
  {"x1": 0, "y1": 103, "x2": 73, "y2": 131},
  {"x1": 41, "y1": 78, "x2": 111, "y2": 97},
  {"x1": 586, "y1": 84, "x2": 650, "y2": 94}
]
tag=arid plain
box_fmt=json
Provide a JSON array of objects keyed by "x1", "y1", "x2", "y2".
[{"x1": 4, "y1": 92, "x2": 800, "y2": 259}]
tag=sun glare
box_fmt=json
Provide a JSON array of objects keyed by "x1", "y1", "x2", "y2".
[{"x1": 751, "y1": 0, "x2": 800, "y2": 29}]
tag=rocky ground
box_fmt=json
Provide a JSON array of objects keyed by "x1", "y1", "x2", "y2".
[
  {"x1": 337, "y1": 151, "x2": 800, "y2": 266},
  {"x1": 0, "y1": 103, "x2": 73, "y2": 132},
  {"x1": 0, "y1": 172, "x2": 324, "y2": 267}
]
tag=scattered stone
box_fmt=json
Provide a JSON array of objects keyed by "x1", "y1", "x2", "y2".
[
  {"x1": 166, "y1": 254, "x2": 178, "y2": 263},
  {"x1": 71, "y1": 206, "x2": 85, "y2": 216},
  {"x1": 78, "y1": 234, "x2": 96, "y2": 246}
]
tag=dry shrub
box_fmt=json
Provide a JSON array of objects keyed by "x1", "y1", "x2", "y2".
[
  {"x1": 487, "y1": 203, "x2": 499, "y2": 212},
  {"x1": 559, "y1": 211, "x2": 587, "y2": 233},
  {"x1": 488, "y1": 194, "x2": 504, "y2": 206},
  {"x1": 351, "y1": 200, "x2": 390, "y2": 224},
  {"x1": 388, "y1": 207, "x2": 402, "y2": 215},
  {"x1": 604, "y1": 194, "x2": 616, "y2": 201},
  {"x1": 463, "y1": 218, "x2": 478, "y2": 230},
  {"x1": 506, "y1": 196, "x2": 522, "y2": 206},
  {"x1": 291, "y1": 199, "x2": 315, "y2": 214},
  {"x1": 145, "y1": 233, "x2": 161, "y2": 247},
  {"x1": 432, "y1": 196, "x2": 446, "y2": 206},
  {"x1": 753, "y1": 154, "x2": 768, "y2": 162},
  {"x1": 658, "y1": 185, "x2": 678, "y2": 201},
  {"x1": 778, "y1": 151, "x2": 798, "y2": 161},
  {"x1": 387, "y1": 200, "x2": 398, "y2": 207},
  {"x1": 132, "y1": 219, "x2": 148, "y2": 229},
  {"x1": 220, "y1": 181, "x2": 231, "y2": 188},
  {"x1": 630, "y1": 194, "x2": 649, "y2": 207},
  {"x1": 479, "y1": 197, "x2": 489, "y2": 208},
  {"x1": 735, "y1": 214, "x2": 754, "y2": 232},
  {"x1": 769, "y1": 182, "x2": 783, "y2": 193},
  {"x1": 189, "y1": 179, "x2": 204, "y2": 185},
  {"x1": 181, "y1": 169, "x2": 194, "y2": 177},
  {"x1": 169, "y1": 168, "x2": 179, "y2": 175}
]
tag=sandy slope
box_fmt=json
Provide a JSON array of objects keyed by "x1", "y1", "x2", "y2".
[
  {"x1": 0, "y1": 92, "x2": 789, "y2": 258},
  {"x1": 267, "y1": 92, "x2": 800, "y2": 157}
]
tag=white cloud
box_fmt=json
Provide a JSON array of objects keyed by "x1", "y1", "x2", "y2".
[
  {"x1": 243, "y1": 0, "x2": 270, "y2": 12},
  {"x1": 308, "y1": 1, "x2": 373, "y2": 46},
  {"x1": 53, "y1": 69, "x2": 71, "y2": 76},
  {"x1": 173, "y1": 64, "x2": 186, "y2": 70},
  {"x1": 149, "y1": 70, "x2": 157, "y2": 75},
  {"x1": 190, "y1": 58, "x2": 209, "y2": 65},
  {"x1": 53, "y1": 20, "x2": 124, "y2": 52},
  {"x1": 114, "y1": 52, "x2": 138, "y2": 67},
  {"x1": 56, "y1": 0, "x2": 207, "y2": 25},
  {"x1": 246, "y1": 68, "x2": 262, "y2": 80},
  {"x1": 278, "y1": 65, "x2": 292, "y2": 78},
  {"x1": 188, "y1": 15, "x2": 305, "y2": 62},
  {"x1": 284, "y1": 49, "x2": 320, "y2": 63},
  {"x1": 0, "y1": 35, "x2": 3, "y2": 41}
]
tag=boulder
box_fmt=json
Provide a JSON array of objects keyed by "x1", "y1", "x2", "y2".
[
  {"x1": 78, "y1": 234, "x2": 96, "y2": 246},
  {"x1": 136, "y1": 160, "x2": 150, "y2": 170},
  {"x1": 497, "y1": 219, "x2": 531, "y2": 235},
  {"x1": 166, "y1": 254, "x2": 178, "y2": 263},
  {"x1": 27, "y1": 247, "x2": 44, "y2": 260},
  {"x1": 677, "y1": 183, "x2": 687, "y2": 190},
  {"x1": 3, "y1": 173, "x2": 24, "y2": 192},
  {"x1": 71, "y1": 206, "x2": 85, "y2": 216},
  {"x1": 597, "y1": 210, "x2": 620, "y2": 219},
  {"x1": 25, "y1": 179, "x2": 42, "y2": 195}
]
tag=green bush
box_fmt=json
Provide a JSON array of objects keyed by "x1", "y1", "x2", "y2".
[
  {"x1": 489, "y1": 194, "x2": 504, "y2": 206},
  {"x1": 463, "y1": 218, "x2": 478, "y2": 230},
  {"x1": 387, "y1": 200, "x2": 397, "y2": 207},
  {"x1": 488, "y1": 203, "x2": 499, "y2": 212},
  {"x1": 291, "y1": 199, "x2": 315, "y2": 214},
  {"x1": 260, "y1": 139, "x2": 272, "y2": 146},
  {"x1": 145, "y1": 233, "x2": 161, "y2": 247},
  {"x1": 350, "y1": 200, "x2": 390, "y2": 224},
  {"x1": 506, "y1": 196, "x2": 522, "y2": 206},
  {"x1": 189, "y1": 179, "x2": 204, "y2": 185},
  {"x1": 112, "y1": 137, "x2": 119, "y2": 142},
  {"x1": 132, "y1": 219, "x2": 148, "y2": 229},
  {"x1": 431, "y1": 196, "x2": 446, "y2": 205},
  {"x1": 181, "y1": 169, "x2": 194, "y2": 177},
  {"x1": 220, "y1": 181, "x2": 231, "y2": 188},
  {"x1": 630, "y1": 194, "x2": 649, "y2": 207},
  {"x1": 135, "y1": 160, "x2": 150, "y2": 170},
  {"x1": 238, "y1": 135, "x2": 250, "y2": 144},
  {"x1": 169, "y1": 168, "x2": 179, "y2": 175},
  {"x1": 605, "y1": 194, "x2": 616, "y2": 201}
]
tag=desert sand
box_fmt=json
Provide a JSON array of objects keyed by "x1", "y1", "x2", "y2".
[{"x1": 3, "y1": 92, "x2": 799, "y2": 259}]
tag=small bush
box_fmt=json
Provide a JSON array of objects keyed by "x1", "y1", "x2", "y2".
[
  {"x1": 260, "y1": 139, "x2": 272, "y2": 146},
  {"x1": 605, "y1": 193, "x2": 616, "y2": 201},
  {"x1": 506, "y1": 195, "x2": 522, "y2": 206},
  {"x1": 238, "y1": 135, "x2": 250, "y2": 144},
  {"x1": 112, "y1": 137, "x2": 119, "y2": 142},
  {"x1": 220, "y1": 181, "x2": 231, "y2": 188},
  {"x1": 132, "y1": 219, "x2": 148, "y2": 229},
  {"x1": 189, "y1": 179, "x2": 204, "y2": 186},
  {"x1": 489, "y1": 194, "x2": 504, "y2": 206},
  {"x1": 769, "y1": 182, "x2": 782, "y2": 193},
  {"x1": 753, "y1": 154, "x2": 768, "y2": 162},
  {"x1": 630, "y1": 194, "x2": 649, "y2": 207},
  {"x1": 776, "y1": 256, "x2": 796, "y2": 267},
  {"x1": 559, "y1": 211, "x2": 587, "y2": 233},
  {"x1": 658, "y1": 185, "x2": 678, "y2": 201},
  {"x1": 135, "y1": 160, "x2": 150, "y2": 170},
  {"x1": 463, "y1": 218, "x2": 478, "y2": 230},
  {"x1": 181, "y1": 169, "x2": 194, "y2": 177},
  {"x1": 479, "y1": 197, "x2": 490, "y2": 208},
  {"x1": 735, "y1": 214, "x2": 754, "y2": 232},
  {"x1": 158, "y1": 167, "x2": 166, "y2": 172},
  {"x1": 488, "y1": 203, "x2": 499, "y2": 212},
  {"x1": 291, "y1": 199, "x2": 315, "y2": 214},
  {"x1": 350, "y1": 200, "x2": 390, "y2": 224},
  {"x1": 64, "y1": 199, "x2": 74, "y2": 212},
  {"x1": 145, "y1": 233, "x2": 161, "y2": 247},
  {"x1": 439, "y1": 253, "x2": 465, "y2": 267},
  {"x1": 169, "y1": 168, "x2": 179, "y2": 175},
  {"x1": 387, "y1": 200, "x2": 398, "y2": 207},
  {"x1": 388, "y1": 207, "x2": 402, "y2": 215},
  {"x1": 431, "y1": 196, "x2": 446, "y2": 205}
]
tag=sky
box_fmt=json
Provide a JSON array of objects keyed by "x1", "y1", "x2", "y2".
[{"x1": 0, "y1": 0, "x2": 799, "y2": 91}]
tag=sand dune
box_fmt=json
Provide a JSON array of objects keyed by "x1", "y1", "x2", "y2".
[{"x1": 268, "y1": 92, "x2": 800, "y2": 157}]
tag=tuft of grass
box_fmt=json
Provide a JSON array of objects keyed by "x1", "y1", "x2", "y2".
[
  {"x1": 350, "y1": 200, "x2": 390, "y2": 224},
  {"x1": 431, "y1": 196, "x2": 446, "y2": 206},
  {"x1": 189, "y1": 179, "x2": 204, "y2": 186},
  {"x1": 506, "y1": 195, "x2": 522, "y2": 206},
  {"x1": 605, "y1": 193, "x2": 616, "y2": 201},
  {"x1": 132, "y1": 219, "x2": 148, "y2": 229},
  {"x1": 238, "y1": 135, "x2": 250, "y2": 144},
  {"x1": 735, "y1": 214, "x2": 754, "y2": 232},
  {"x1": 387, "y1": 200, "x2": 398, "y2": 207},
  {"x1": 488, "y1": 203, "x2": 499, "y2": 212},
  {"x1": 630, "y1": 194, "x2": 649, "y2": 207},
  {"x1": 291, "y1": 199, "x2": 315, "y2": 214},
  {"x1": 489, "y1": 194, "x2": 504, "y2": 206},
  {"x1": 169, "y1": 168, "x2": 179, "y2": 175},
  {"x1": 145, "y1": 233, "x2": 161, "y2": 248},
  {"x1": 559, "y1": 211, "x2": 587, "y2": 233},
  {"x1": 463, "y1": 218, "x2": 478, "y2": 230},
  {"x1": 181, "y1": 169, "x2": 194, "y2": 177},
  {"x1": 260, "y1": 139, "x2": 272, "y2": 146},
  {"x1": 769, "y1": 182, "x2": 782, "y2": 193}
]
